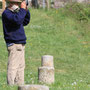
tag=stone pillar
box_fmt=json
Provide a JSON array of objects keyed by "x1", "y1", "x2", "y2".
[
  {"x1": 38, "y1": 67, "x2": 54, "y2": 84},
  {"x1": 46, "y1": 0, "x2": 49, "y2": 10},
  {"x1": 43, "y1": 0, "x2": 50, "y2": 10},
  {"x1": 18, "y1": 85, "x2": 49, "y2": 90},
  {"x1": 2, "y1": 0, "x2": 5, "y2": 10},
  {"x1": 43, "y1": 0, "x2": 46, "y2": 9},
  {"x1": 38, "y1": 55, "x2": 55, "y2": 84},
  {"x1": 41, "y1": 55, "x2": 54, "y2": 67}
]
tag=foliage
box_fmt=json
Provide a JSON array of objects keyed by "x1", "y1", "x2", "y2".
[{"x1": 65, "y1": 3, "x2": 90, "y2": 21}]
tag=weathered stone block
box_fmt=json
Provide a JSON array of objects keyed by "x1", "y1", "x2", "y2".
[
  {"x1": 38, "y1": 67, "x2": 54, "y2": 84},
  {"x1": 41, "y1": 55, "x2": 54, "y2": 67},
  {"x1": 18, "y1": 85, "x2": 49, "y2": 90}
]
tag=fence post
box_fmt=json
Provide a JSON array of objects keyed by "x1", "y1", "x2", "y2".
[
  {"x1": 43, "y1": 0, "x2": 46, "y2": 9},
  {"x1": 2, "y1": 0, "x2": 5, "y2": 10}
]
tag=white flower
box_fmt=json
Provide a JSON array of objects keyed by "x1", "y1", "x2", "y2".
[
  {"x1": 74, "y1": 82, "x2": 77, "y2": 85},
  {"x1": 80, "y1": 80, "x2": 83, "y2": 82},
  {"x1": 72, "y1": 83, "x2": 74, "y2": 85},
  {"x1": 72, "y1": 82, "x2": 77, "y2": 85},
  {"x1": 30, "y1": 72, "x2": 32, "y2": 74}
]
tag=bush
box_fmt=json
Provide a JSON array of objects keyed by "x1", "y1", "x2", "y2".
[{"x1": 65, "y1": 3, "x2": 90, "y2": 21}]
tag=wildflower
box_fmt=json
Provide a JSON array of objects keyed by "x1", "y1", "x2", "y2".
[
  {"x1": 80, "y1": 80, "x2": 83, "y2": 82},
  {"x1": 74, "y1": 82, "x2": 77, "y2": 85},
  {"x1": 32, "y1": 81, "x2": 34, "y2": 84},
  {"x1": 56, "y1": 10, "x2": 58, "y2": 14},
  {"x1": 72, "y1": 82, "x2": 77, "y2": 85},
  {"x1": 30, "y1": 72, "x2": 32, "y2": 75},
  {"x1": 30, "y1": 78, "x2": 33, "y2": 80}
]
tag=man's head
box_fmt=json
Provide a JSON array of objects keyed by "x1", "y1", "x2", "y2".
[
  {"x1": 6, "y1": 0, "x2": 23, "y2": 12},
  {"x1": 6, "y1": 0, "x2": 22, "y2": 3},
  {"x1": 6, "y1": 0, "x2": 27, "y2": 12},
  {"x1": 6, "y1": 0, "x2": 22, "y2": 7}
]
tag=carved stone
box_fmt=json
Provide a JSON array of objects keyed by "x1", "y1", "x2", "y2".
[
  {"x1": 38, "y1": 67, "x2": 54, "y2": 84},
  {"x1": 18, "y1": 85, "x2": 49, "y2": 90},
  {"x1": 41, "y1": 55, "x2": 54, "y2": 67}
]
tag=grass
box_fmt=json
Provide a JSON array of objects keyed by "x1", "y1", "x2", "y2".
[{"x1": 0, "y1": 5, "x2": 90, "y2": 90}]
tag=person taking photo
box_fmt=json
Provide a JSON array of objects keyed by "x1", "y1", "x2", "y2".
[{"x1": 2, "y1": 0, "x2": 30, "y2": 85}]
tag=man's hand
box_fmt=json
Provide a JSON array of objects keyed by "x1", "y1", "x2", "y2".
[{"x1": 21, "y1": 1, "x2": 27, "y2": 10}]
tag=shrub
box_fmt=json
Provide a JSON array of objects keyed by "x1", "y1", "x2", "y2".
[{"x1": 65, "y1": 3, "x2": 90, "y2": 21}]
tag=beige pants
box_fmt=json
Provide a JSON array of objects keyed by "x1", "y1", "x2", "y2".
[{"x1": 7, "y1": 44, "x2": 25, "y2": 85}]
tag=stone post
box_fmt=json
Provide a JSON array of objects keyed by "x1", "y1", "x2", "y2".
[
  {"x1": 43, "y1": 0, "x2": 49, "y2": 10},
  {"x1": 38, "y1": 55, "x2": 55, "y2": 84},
  {"x1": 2, "y1": 0, "x2": 5, "y2": 10},
  {"x1": 18, "y1": 85, "x2": 49, "y2": 90},
  {"x1": 46, "y1": 0, "x2": 49, "y2": 10},
  {"x1": 43, "y1": 0, "x2": 46, "y2": 9},
  {"x1": 41, "y1": 55, "x2": 54, "y2": 67}
]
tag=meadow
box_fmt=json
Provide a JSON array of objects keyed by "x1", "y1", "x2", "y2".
[{"x1": 0, "y1": 3, "x2": 90, "y2": 90}]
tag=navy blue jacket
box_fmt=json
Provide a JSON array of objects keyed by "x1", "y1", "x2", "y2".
[{"x1": 2, "y1": 8, "x2": 30, "y2": 45}]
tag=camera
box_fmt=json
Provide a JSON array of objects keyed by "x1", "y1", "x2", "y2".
[{"x1": 25, "y1": 0, "x2": 28, "y2": 6}]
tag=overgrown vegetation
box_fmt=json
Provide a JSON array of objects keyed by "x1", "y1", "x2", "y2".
[
  {"x1": 0, "y1": 3, "x2": 90, "y2": 90},
  {"x1": 65, "y1": 3, "x2": 90, "y2": 21}
]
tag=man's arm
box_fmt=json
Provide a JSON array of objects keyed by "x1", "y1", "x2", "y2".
[
  {"x1": 2, "y1": 8, "x2": 27, "y2": 26},
  {"x1": 23, "y1": 10, "x2": 30, "y2": 26},
  {"x1": 21, "y1": 1, "x2": 30, "y2": 26},
  {"x1": 2, "y1": 1, "x2": 28, "y2": 26}
]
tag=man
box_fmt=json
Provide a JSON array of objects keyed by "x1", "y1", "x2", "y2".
[{"x1": 2, "y1": 0, "x2": 30, "y2": 85}]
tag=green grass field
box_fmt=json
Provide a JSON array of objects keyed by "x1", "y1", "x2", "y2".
[{"x1": 0, "y1": 4, "x2": 90, "y2": 90}]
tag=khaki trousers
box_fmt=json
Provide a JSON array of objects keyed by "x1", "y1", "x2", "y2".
[{"x1": 7, "y1": 44, "x2": 25, "y2": 85}]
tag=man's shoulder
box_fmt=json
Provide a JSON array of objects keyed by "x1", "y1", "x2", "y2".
[{"x1": 2, "y1": 9, "x2": 11, "y2": 16}]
